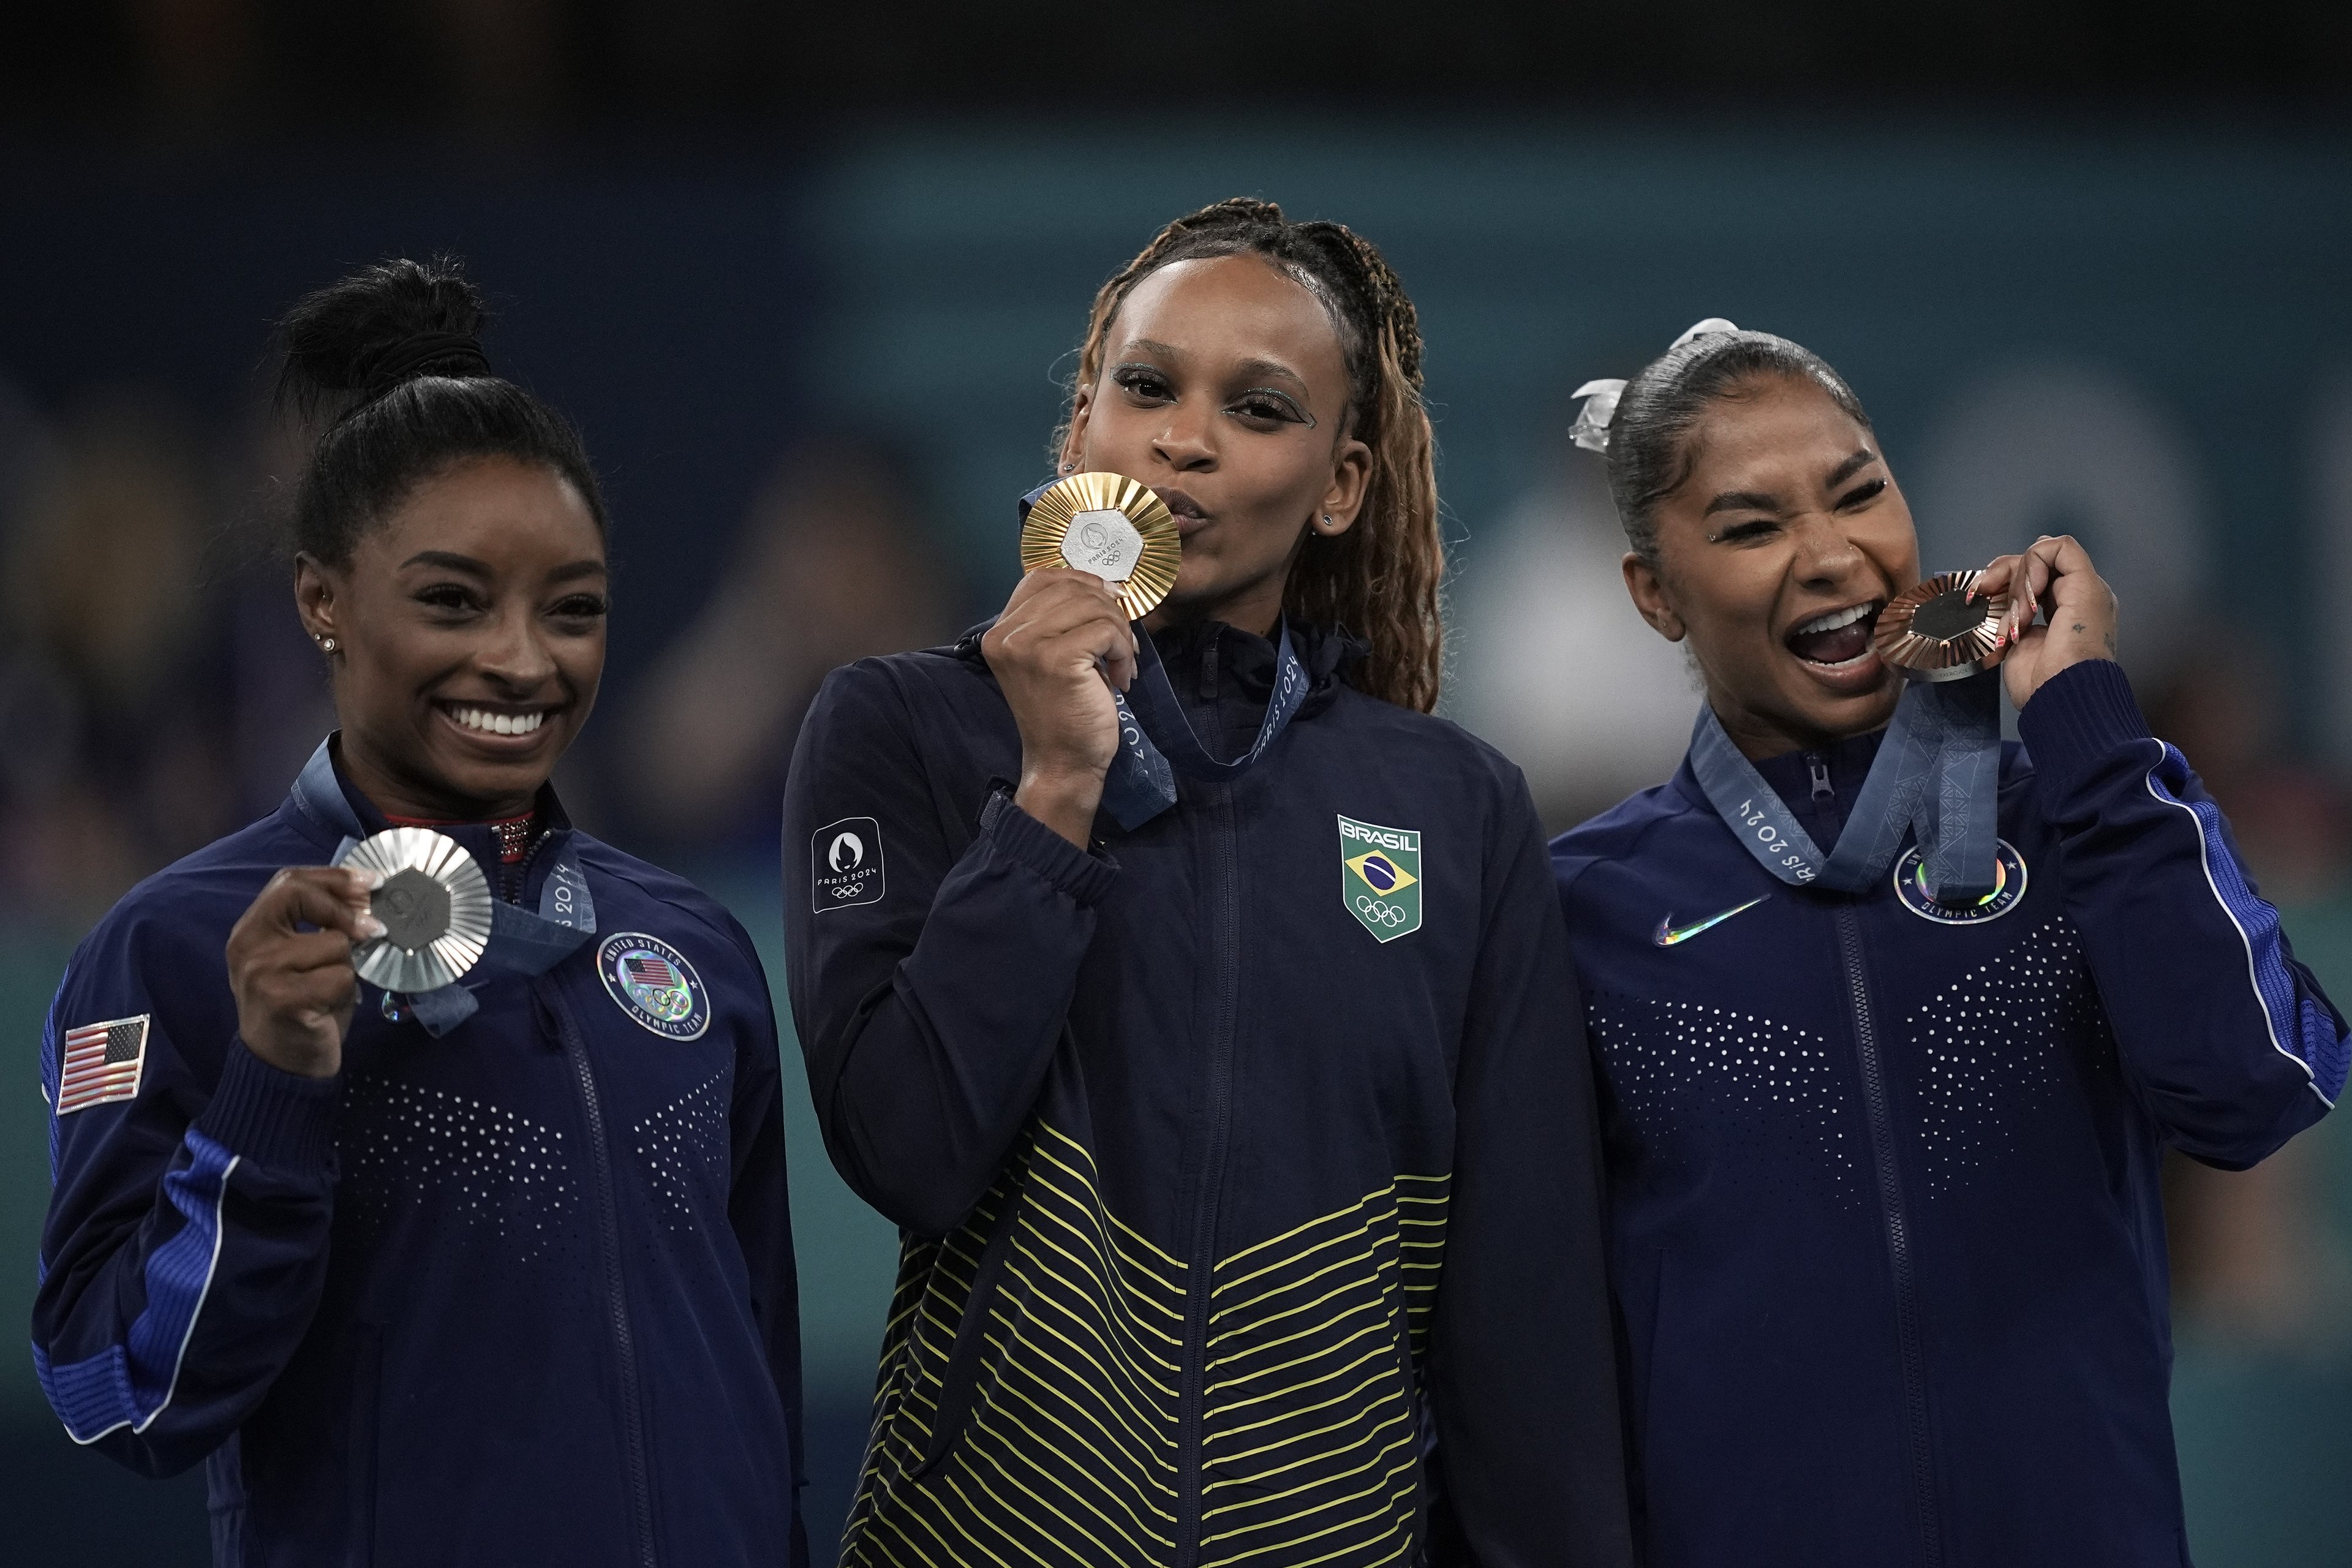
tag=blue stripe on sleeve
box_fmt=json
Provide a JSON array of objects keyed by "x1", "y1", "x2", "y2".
[
  {"x1": 40, "y1": 962, "x2": 70, "y2": 1183},
  {"x1": 34, "y1": 1127, "x2": 241, "y2": 1444},
  {"x1": 2146, "y1": 741, "x2": 2350, "y2": 1106}
]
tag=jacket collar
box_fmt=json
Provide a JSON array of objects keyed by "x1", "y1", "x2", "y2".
[{"x1": 285, "y1": 734, "x2": 578, "y2": 899}]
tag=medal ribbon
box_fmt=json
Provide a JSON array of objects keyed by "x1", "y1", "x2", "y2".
[
  {"x1": 292, "y1": 739, "x2": 597, "y2": 1035},
  {"x1": 1686, "y1": 673, "x2": 2001, "y2": 901},
  {"x1": 1097, "y1": 622, "x2": 1311, "y2": 830}
]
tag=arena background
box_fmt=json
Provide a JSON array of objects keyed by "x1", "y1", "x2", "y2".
[{"x1": 4, "y1": 4, "x2": 2351, "y2": 1561}]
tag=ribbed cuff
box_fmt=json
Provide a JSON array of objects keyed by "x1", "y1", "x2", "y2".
[
  {"x1": 195, "y1": 1038, "x2": 342, "y2": 1174},
  {"x1": 2015, "y1": 658, "x2": 2153, "y2": 801},
  {"x1": 980, "y1": 788, "x2": 1120, "y2": 907}
]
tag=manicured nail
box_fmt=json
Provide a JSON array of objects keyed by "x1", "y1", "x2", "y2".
[{"x1": 356, "y1": 914, "x2": 386, "y2": 940}]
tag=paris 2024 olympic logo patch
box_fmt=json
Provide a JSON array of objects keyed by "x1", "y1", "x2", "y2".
[
  {"x1": 597, "y1": 933, "x2": 710, "y2": 1039},
  {"x1": 812, "y1": 816, "x2": 886, "y2": 913},
  {"x1": 1339, "y1": 814, "x2": 1422, "y2": 943}
]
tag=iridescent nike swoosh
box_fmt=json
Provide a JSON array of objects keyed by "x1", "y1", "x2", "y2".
[{"x1": 1653, "y1": 896, "x2": 1770, "y2": 947}]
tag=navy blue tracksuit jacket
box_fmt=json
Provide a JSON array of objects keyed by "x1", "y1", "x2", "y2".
[
  {"x1": 32, "y1": 741, "x2": 807, "y2": 1567},
  {"x1": 784, "y1": 620, "x2": 1633, "y2": 1568},
  {"x1": 1553, "y1": 658, "x2": 2345, "y2": 1567}
]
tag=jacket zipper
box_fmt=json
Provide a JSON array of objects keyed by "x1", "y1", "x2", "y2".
[
  {"x1": 1175, "y1": 782, "x2": 1243, "y2": 1568},
  {"x1": 1832, "y1": 905, "x2": 1942, "y2": 1568},
  {"x1": 546, "y1": 984, "x2": 660, "y2": 1568}
]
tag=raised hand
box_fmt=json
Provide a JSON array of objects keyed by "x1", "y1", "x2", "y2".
[
  {"x1": 980, "y1": 568, "x2": 1139, "y2": 848},
  {"x1": 225, "y1": 867, "x2": 383, "y2": 1078},
  {"x1": 1973, "y1": 533, "x2": 2119, "y2": 709}
]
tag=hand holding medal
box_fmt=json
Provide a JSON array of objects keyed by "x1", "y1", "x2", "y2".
[
  {"x1": 985, "y1": 472, "x2": 1183, "y2": 847},
  {"x1": 223, "y1": 864, "x2": 386, "y2": 1078},
  {"x1": 1964, "y1": 533, "x2": 2120, "y2": 709}
]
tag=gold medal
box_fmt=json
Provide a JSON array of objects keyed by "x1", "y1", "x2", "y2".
[
  {"x1": 1019, "y1": 471, "x2": 1182, "y2": 622},
  {"x1": 341, "y1": 827, "x2": 495, "y2": 993},
  {"x1": 1874, "y1": 570, "x2": 2011, "y2": 683}
]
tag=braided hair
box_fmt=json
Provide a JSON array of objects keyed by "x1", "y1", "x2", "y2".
[{"x1": 1055, "y1": 198, "x2": 1444, "y2": 714}]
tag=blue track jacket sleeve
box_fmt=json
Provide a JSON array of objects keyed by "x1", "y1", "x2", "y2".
[
  {"x1": 2018, "y1": 658, "x2": 2346, "y2": 1167},
  {"x1": 31, "y1": 906, "x2": 341, "y2": 1476},
  {"x1": 783, "y1": 660, "x2": 1118, "y2": 1237},
  {"x1": 721, "y1": 914, "x2": 812, "y2": 1568},
  {"x1": 1431, "y1": 774, "x2": 1635, "y2": 1567}
]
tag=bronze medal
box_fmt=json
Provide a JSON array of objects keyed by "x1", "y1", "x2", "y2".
[{"x1": 1874, "y1": 570, "x2": 2011, "y2": 683}]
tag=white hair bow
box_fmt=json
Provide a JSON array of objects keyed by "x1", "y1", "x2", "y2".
[
  {"x1": 1670, "y1": 316, "x2": 1740, "y2": 350},
  {"x1": 1570, "y1": 318, "x2": 1743, "y2": 453},
  {"x1": 1569, "y1": 379, "x2": 1624, "y2": 454}
]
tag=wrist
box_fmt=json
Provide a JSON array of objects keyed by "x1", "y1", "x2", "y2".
[
  {"x1": 2014, "y1": 644, "x2": 2102, "y2": 708},
  {"x1": 240, "y1": 1025, "x2": 339, "y2": 1080},
  {"x1": 200, "y1": 1037, "x2": 342, "y2": 1172},
  {"x1": 1016, "y1": 766, "x2": 1104, "y2": 849}
]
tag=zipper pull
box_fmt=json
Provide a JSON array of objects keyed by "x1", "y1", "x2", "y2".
[{"x1": 1807, "y1": 752, "x2": 1833, "y2": 802}]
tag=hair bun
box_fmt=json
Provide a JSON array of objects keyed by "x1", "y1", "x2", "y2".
[{"x1": 277, "y1": 257, "x2": 492, "y2": 419}]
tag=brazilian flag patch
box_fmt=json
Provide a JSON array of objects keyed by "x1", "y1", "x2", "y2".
[{"x1": 1339, "y1": 814, "x2": 1422, "y2": 943}]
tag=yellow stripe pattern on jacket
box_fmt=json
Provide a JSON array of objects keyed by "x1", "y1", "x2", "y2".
[{"x1": 842, "y1": 1120, "x2": 1450, "y2": 1567}]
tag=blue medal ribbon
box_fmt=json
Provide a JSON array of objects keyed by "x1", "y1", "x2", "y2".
[
  {"x1": 1098, "y1": 621, "x2": 1312, "y2": 830},
  {"x1": 1686, "y1": 673, "x2": 2002, "y2": 902},
  {"x1": 1018, "y1": 480, "x2": 1313, "y2": 831},
  {"x1": 290, "y1": 739, "x2": 596, "y2": 1035}
]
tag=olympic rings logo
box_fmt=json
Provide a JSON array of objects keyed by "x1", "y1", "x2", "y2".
[{"x1": 1354, "y1": 894, "x2": 1409, "y2": 927}]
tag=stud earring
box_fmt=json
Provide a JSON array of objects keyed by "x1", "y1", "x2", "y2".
[
  {"x1": 319, "y1": 636, "x2": 337, "y2": 654},
  {"x1": 1061, "y1": 461, "x2": 1075, "y2": 473},
  {"x1": 1321, "y1": 514, "x2": 1335, "y2": 530}
]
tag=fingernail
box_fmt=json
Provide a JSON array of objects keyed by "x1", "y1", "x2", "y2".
[
  {"x1": 349, "y1": 867, "x2": 384, "y2": 892},
  {"x1": 357, "y1": 914, "x2": 386, "y2": 940}
]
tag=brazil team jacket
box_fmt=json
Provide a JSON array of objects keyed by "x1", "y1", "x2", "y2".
[
  {"x1": 1551, "y1": 658, "x2": 2346, "y2": 1568},
  {"x1": 783, "y1": 619, "x2": 1634, "y2": 1568},
  {"x1": 32, "y1": 740, "x2": 808, "y2": 1568}
]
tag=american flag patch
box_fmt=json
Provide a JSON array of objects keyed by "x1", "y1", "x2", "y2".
[
  {"x1": 624, "y1": 955, "x2": 683, "y2": 990},
  {"x1": 56, "y1": 1014, "x2": 150, "y2": 1115}
]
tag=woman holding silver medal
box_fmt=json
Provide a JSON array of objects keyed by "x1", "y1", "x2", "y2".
[
  {"x1": 784, "y1": 199, "x2": 1632, "y2": 1566},
  {"x1": 32, "y1": 260, "x2": 808, "y2": 1565},
  {"x1": 1551, "y1": 320, "x2": 2347, "y2": 1566}
]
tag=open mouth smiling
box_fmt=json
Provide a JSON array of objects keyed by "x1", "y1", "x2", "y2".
[
  {"x1": 437, "y1": 702, "x2": 552, "y2": 739},
  {"x1": 1784, "y1": 600, "x2": 1884, "y2": 671}
]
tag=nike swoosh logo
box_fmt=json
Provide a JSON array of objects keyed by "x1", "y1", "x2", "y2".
[{"x1": 1654, "y1": 896, "x2": 1770, "y2": 947}]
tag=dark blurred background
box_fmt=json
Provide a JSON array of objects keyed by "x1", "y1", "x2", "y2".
[{"x1": 3, "y1": 2, "x2": 2350, "y2": 1562}]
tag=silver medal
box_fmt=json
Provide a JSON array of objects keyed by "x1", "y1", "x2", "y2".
[{"x1": 339, "y1": 827, "x2": 494, "y2": 993}]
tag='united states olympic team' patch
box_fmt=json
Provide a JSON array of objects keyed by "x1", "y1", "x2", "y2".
[
  {"x1": 1893, "y1": 839, "x2": 2029, "y2": 926},
  {"x1": 596, "y1": 933, "x2": 711, "y2": 1039}
]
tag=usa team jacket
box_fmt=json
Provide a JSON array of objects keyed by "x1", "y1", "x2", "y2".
[
  {"x1": 32, "y1": 742, "x2": 807, "y2": 1567},
  {"x1": 783, "y1": 620, "x2": 1634, "y2": 1568},
  {"x1": 1552, "y1": 658, "x2": 2346, "y2": 1568}
]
